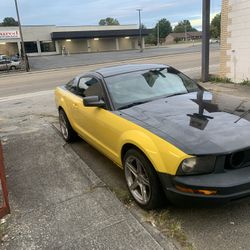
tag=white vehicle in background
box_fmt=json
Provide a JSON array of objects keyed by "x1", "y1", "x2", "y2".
[
  {"x1": 0, "y1": 59, "x2": 21, "y2": 71},
  {"x1": 209, "y1": 39, "x2": 220, "y2": 44},
  {"x1": 0, "y1": 54, "x2": 9, "y2": 60}
]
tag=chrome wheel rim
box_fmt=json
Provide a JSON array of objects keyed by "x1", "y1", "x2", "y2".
[
  {"x1": 59, "y1": 112, "x2": 68, "y2": 139},
  {"x1": 125, "y1": 155, "x2": 151, "y2": 205}
]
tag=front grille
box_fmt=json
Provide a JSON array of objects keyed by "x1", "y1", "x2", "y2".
[{"x1": 225, "y1": 149, "x2": 250, "y2": 169}]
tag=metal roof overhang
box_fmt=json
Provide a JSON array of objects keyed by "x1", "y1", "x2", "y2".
[{"x1": 51, "y1": 29, "x2": 149, "y2": 40}]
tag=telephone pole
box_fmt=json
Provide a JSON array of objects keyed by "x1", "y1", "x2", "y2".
[
  {"x1": 14, "y1": 0, "x2": 29, "y2": 72},
  {"x1": 136, "y1": 9, "x2": 143, "y2": 52},
  {"x1": 201, "y1": 0, "x2": 210, "y2": 82}
]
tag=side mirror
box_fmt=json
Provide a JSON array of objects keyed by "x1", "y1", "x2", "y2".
[{"x1": 83, "y1": 96, "x2": 105, "y2": 108}]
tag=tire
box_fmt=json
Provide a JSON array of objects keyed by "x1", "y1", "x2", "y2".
[
  {"x1": 123, "y1": 149, "x2": 164, "y2": 210},
  {"x1": 59, "y1": 109, "x2": 77, "y2": 142},
  {"x1": 10, "y1": 66, "x2": 16, "y2": 70}
]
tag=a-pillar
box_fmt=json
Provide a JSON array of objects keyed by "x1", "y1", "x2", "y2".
[{"x1": 17, "y1": 41, "x2": 22, "y2": 55}]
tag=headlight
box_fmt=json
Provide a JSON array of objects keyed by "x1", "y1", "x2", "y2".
[{"x1": 177, "y1": 156, "x2": 216, "y2": 175}]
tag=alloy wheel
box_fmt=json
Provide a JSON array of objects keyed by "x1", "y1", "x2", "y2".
[
  {"x1": 59, "y1": 112, "x2": 68, "y2": 140},
  {"x1": 125, "y1": 155, "x2": 151, "y2": 205}
]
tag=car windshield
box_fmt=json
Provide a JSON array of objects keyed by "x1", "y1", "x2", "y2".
[{"x1": 105, "y1": 67, "x2": 200, "y2": 110}]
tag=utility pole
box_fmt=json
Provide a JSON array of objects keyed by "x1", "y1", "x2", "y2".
[
  {"x1": 14, "y1": 0, "x2": 29, "y2": 72},
  {"x1": 201, "y1": 0, "x2": 210, "y2": 82},
  {"x1": 157, "y1": 22, "x2": 160, "y2": 47},
  {"x1": 136, "y1": 9, "x2": 143, "y2": 52}
]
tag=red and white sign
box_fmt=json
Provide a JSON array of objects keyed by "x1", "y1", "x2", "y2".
[{"x1": 0, "y1": 30, "x2": 20, "y2": 39}]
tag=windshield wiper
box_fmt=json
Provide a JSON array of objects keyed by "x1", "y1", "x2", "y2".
[
  {"x1": 165, "y1": 92, "x2": 188, "y2": 98},
  {"x1": 118, "y1": 100, "x2": 151, "y2": 110},
  {"x1": 234, "y1": 109, "x2": 250, "y2": 123}
]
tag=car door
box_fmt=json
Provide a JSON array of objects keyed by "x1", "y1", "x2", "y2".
[
  {"x1": 0, "y1": 60, "x2": 8, "y2": 70},
  {"x1": 70, "y1": 75, "x2": 121, "y2": 161}
]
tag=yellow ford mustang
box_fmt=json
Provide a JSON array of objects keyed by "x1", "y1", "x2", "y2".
[{"x1": 55, "y1": 64, "x2": 250, "y2": 209}]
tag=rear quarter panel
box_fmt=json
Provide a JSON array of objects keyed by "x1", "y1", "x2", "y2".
[{"x1": 55, "y1": 86, "x2": 76, "y2": 129}]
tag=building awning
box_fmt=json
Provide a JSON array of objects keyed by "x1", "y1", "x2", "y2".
[{"x1": 51, "y1": 29, "x2": 149, "y2": 40}]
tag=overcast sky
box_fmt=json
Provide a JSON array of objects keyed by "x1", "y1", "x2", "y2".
[{"x1": 0, "y1": 0, "x2": 221, "y2": 29}]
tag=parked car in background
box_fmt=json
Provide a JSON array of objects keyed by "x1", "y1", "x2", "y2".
[
  {"x1": 55, "y1": 64, "x2": 250, "y2": 209},
  {"x1": 10, "y1": 55, "x2": 20, "y2": 62},
  {"x1": 0, "y1": 59, "x2": 21, "y2": 71},
  {"x1": 210, "y1": 39, "x2": 220, "y2": 44},
  {"x1": 0, "y1": 54, "x2": 9, "y2": 60}
]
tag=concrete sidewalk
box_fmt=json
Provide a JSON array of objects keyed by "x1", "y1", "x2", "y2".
[{"x1": 0, "y1": 109, "x2": 175, "y2": 249}]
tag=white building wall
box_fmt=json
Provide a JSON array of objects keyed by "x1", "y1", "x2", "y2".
[
  {"x1": 227, "y1": 0, "x2": 250, "y2": 82},
  {"x1": 0, "y1": 24, "x2": 140, "y2": 56},
  {"x1": 54, "y1": 25, "x2": 138, "y2": 32}
]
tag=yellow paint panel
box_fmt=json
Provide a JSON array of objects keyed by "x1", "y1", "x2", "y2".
[{"x1": 55, "y1": 87, "x2": 192, "y2": 175}]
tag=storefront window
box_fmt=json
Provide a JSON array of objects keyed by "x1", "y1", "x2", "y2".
[
  {"x1": 40, "y1": 41, "x2": 56, "y2": 52},
  {"x1": 24, "y1": 42, "x2": 38, "y2": 53}
]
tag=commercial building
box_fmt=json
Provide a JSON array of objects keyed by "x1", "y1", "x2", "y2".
[
  {"x1": 220, "y1": 0, "x2": 250, "y2": 82},
  {"x1": 165, "y1": 32, "x2": 202, "y2": 44},
  {"x1": 0, "y1": 24, "x2": 149, "y2": 56}
]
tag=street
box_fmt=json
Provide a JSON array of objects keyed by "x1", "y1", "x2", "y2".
[
  {"x1": 1, "y1": 48, "x2": 250, "y2": 250},
  {"x1": 0, "y1": 47, "x2": 219, "y2": 98},
  {"x1": 28, "y1": 43, "x2": 219, "y2": 71}
]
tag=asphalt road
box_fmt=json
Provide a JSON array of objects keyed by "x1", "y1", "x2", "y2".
[
  {"x1": 0, "y1": 48, "x2": 219, "y2": 98},
  {"x1": 28, "y1": 43, "x2": 219, "y2": 71}
]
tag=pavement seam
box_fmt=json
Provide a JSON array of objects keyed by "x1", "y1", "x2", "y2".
[
  {"x1": 50, "y1": 123, "x2": 176, "y2": 250},
  {"x1": 127, "y1": 207, "x2": 178, "y2": 250}
]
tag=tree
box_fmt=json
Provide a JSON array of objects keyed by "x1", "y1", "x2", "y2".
[
  {"x1": 0, "y1": 17, "x2": 18, "y2": 26},
  {"x1": 210, "y1": 13, "x2": 221, "y2": 38},
  {"x1": 173, "y1": 20, "x2": 197, "y2": 33},
  {"x1": 145, "y1": 29, "x2": 157, "y2": 45},
  {"x1": 155, "y1": 18, "x2": 172, "y2": 38},
  {"x1": 99, "y1": 17, "x2": 120, "y2": 26},
  {"x1": 145, "y1": 18, "x2": 172, "y2": 45}
]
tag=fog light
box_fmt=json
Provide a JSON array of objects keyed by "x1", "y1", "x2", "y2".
[
  {"x1": 181, "y1": 158, "x2": 197, "y2": 173},
  {"x1": 230, "y1": 151, "x2": 245, "y2": 169}
]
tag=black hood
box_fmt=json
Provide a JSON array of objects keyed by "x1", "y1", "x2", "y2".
[{"x1": 118, "y1": 91, "x2": 250, "y2": 155}]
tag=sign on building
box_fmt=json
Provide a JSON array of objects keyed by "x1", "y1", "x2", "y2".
[{"x1": 0, "y1": 30, "x2": 20, "y2": 39}]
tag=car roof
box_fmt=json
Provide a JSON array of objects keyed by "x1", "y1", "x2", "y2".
[{"x1": 94, "y1": 64, "x2": 168, "y2": 78}]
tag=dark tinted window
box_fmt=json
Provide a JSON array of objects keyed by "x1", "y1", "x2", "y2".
[
  {"x1": 40, "y1": 41, "x2": 56, "y2": 52},
  {"x1": 77, "y1": 77, "x2": 103, "y2": 98},
  {"x1": 0, "y1": 60, "x2": 10, "y2": 64},
  {"x1": 65, "y1": 78, "x2": 77, "y2": 93},
  {"x1": 24, "y1": 42, "x2": 38, "y2": 53}
]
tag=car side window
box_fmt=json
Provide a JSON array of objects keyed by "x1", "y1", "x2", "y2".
[
  {"x1": 0, "y1": 60, "x2": 9, "y2": 64},
  {"x1": 65, "y1": 78, "x2": 77, "y2": 93},
  {"x1": 77, "y1": 77, "x2": 104, "y2": 99}
]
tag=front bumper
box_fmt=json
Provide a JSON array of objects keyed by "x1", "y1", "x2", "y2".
[{"x1": 158, "y1": 166, "x2": 250, "y2": 206}]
